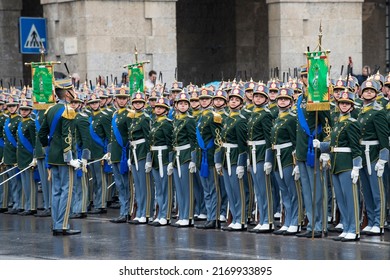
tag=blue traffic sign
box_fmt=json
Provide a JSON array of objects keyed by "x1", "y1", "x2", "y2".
[{"x1": 19, "y1": 17, "x2": 47, "y2": 54}]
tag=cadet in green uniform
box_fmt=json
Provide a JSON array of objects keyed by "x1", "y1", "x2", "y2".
[
  {"x1": 128, "y1": 91, "x2": 152, "y2": 224},
  {"x1": 38, "y1": 79, "x2": 81, "y2": 235},
  {"x1": 195, "y1": 88, "x2": 222, "y2": 229},
  {"x1": 244, "y1": 80, "x2": 256, "y2": 112},
  {"x1": 358, "y1": 80, "x2": 389, "y2": 235},
  {"x1": 3, "y1": 95, "x2": 23, "y2": 214},
  {"x1": 69, "y1": 93, "x2": 90, "y2": 219},
  {"x1": 314, "y1": 89, "x2": 362, "y2": 241},
  {"x1": 148, "y1": 97, "x2": 173, "y2": 226},
  {"x1": 171, "y1": 92, "x2": 197, "y2": 227},
  {"x1": 216, "y1": 87, "x2": 248, "y2": 231},
  {"x1": 108, "y1": 87, "x2": 130, "y2": 223},
  {"x1": 86, "y1": 91, "x2": 111, "y2": 214},
  {"x1": 268, "y1": 87, "x2": 299, "y2": 235},
  {"x1": 0, "y1": 93, "x2": 9, "y2": 212},
  {"x1": 266, "y1": 80, "x2": 280, "y2": 120},
  {"x1": 17, "y1": 99, "x2": 37, "y2": 215},
  {"x1": 372, "y1": 72, "x2": 388, "y2": 107},
  {"x1": 145, "y1": 89, "x2": 159, "y2": 122},
  {"x1": 247, "y1": 83, "x2": 274, "y2": 233}
]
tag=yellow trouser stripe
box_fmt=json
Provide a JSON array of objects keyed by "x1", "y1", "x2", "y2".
[{"x1": 63, "y1": 167, "x2": 74, "y2": 230}]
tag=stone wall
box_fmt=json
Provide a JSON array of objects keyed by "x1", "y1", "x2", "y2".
[
  {"x1": 41, "y1": 0, "x2": 177, "y2": 87},
  {"x1": 0, "y1": 0, "x2": 23, "y2": 87}
]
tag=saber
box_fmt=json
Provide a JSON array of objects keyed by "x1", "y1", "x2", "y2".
[
  {"x1": 0, "y1": 166, "x2": 32, "y2": 186},
  {"x1": 247, "y1": 171, "x2": 254, "y2": 222},
  {"x1": 265, "y1": 173, "x2": 274, "y2": 225},
  {"x1": 87, "y1": 157, "x2": 104, "y2": 165},
  {"x1": 0, "y1": 166, "x2": 18, "y2": 176},
  {"x1": 107, "y1": 181, "x2": 115, "y2": 190}
]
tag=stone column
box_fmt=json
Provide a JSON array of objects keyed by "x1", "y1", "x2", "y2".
[
  {"x1": 0, "y1": 0, "x2": 23, "y2": 86},
  {"x1": 40, "y1": 0, "x2": 177, "y2": 86},
  {"x1": 267, "y1": 0, "x2": 364, "y2": 79}
]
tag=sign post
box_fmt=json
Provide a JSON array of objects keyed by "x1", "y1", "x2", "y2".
[{"x1": 19, "y1": 17, "x2": 47, "y2": 54}]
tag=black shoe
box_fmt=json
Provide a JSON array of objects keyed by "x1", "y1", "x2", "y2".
[
  {"x1": 341, "y1": 234, "x2": 360, "y2": 242},
  {"x1": 4, "y1": 209, "x2": 19, "y2": 215},
  {"x1": 35, "y1": 209, "x2": 51, "y2": 217},
  {"x1": 18, "y1": 210, "x2": 37, "y2": 216},
  {"x1": 273, "y1": 229, "x2": 287, "y2": 235},
  {"x1": 307, "y1": 231, "x2": 322, "y2": 238},
  {"x1": 296, "y1": 231, "x2": 312, "y2": 238},
  {"x1": 328, "y1": 227, "x2": 343, "y2": 233},
  {"x1": 0, "y1": 208, "x2": 9, "y2": 213},
  {"x1": 332, "y1": 236, "x2": 345, "y2": 241},
  {"x1": 52, "y1": 229, "x2": 81, "y2": 236},
  {"x1": 69, "y1": 213, "x2": 87, "y2": 219},
  {"x1": 88, "y1": 208, "x2": 107, "y2": 214},
  {"x1": 110, "y1": 215, "x2": 128, "y2": 223},
  {"x1": 109, "y1": 202, "x2": 121, "y2": 209},
  {"x1": 37, "y1": 207, "x2": 45, "y2": 211},
  {"x1": 196, "y1": 220, "x2": 220, "y2": 229}
]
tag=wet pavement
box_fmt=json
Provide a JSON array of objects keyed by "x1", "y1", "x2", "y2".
[{"x1": 1, "y1": 209, "x2": 389, "y2": 260}]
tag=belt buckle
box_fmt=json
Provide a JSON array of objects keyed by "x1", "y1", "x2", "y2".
[{"x1": 330, "y1": 147, "x2": 334, "y2": 152}]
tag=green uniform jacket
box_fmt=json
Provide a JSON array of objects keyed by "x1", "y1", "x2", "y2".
[
  {"x1": 270, "y1": 111, "x2": 297, "y2": 169},
  {"x1": 296, "y1": 96, "x2": 331, "y2": 161},
  {"x1": 17, "y1": 117, "x2": 36, "y2": 169},
  {"x1": 74, "y1": 111, "x2": 91, "y2": 159},
  {"x1": 3, "y1": 114, "x2": 22, "y2": 165},
  {"x1": 110, "y1": 108, "x2": 130, "y2": 163},
  {"x1": 241, "y1": 108, "x2": 253, "y2": 119},
  {"x1": 329, "y1": 115, "x2": 361, "y2": 174},
  {"x1": 219, "y1": 111, "x2": 248, "y2": 167},
  {"x1": 330, "y1": 102, "x2": 360, "y2": 127},
  {"x1": 149, "y1": 115, "x2": 173, "y2": 168},
  {"x1": 195, "y1": 108, "x2": 222, "y2": 167},
  {"x1": 128, "y1": 110, "x2": 151, "y2": 163},
  {"x1": 0, "y1": 112, "x2": 7, "y2": 160},
  {"x1": 88, "y1": 109, "x2": 111, "y2": 160},
  {"x1": 38, "y1": 103, "x2": 75, "y2": 165},
  {"x1": 172, "y1": 113, "x2": 196, "y2": 167},
  {"x1": 191, "y1": 108, "x2": 202, "y2": 122},
  {"x1": 247, "y1": 107, "x2": 272, "y2": 163},
  {"x1": 34, "y1": 110, "x2": 46, "y2": 159},
  {"x1": 357, "y1": 101, "x2": 389, "y2": 165},
  {"x1": 268, "y1": 102, "x2": 279, "y2": 120}
]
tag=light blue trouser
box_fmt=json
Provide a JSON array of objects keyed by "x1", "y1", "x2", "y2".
[
  {"x1": 332, "y1": 171, "x2": 360, "y2": 234},
  {"x1": 89, "y1": 161, "x2": 107, "y2": 209},
  {"x1": 37, "y1": 158, "x2": 50, "y2": 209},
  {"x1": 332, "y1": 170, "x2": 347, "y2": 227},
  {"x1": 51, "y1": 165, "x2": 74, "y2": 230},
  {"x1": 72, "y1": 170, "x2": 89, "y2": 214},
  {"x1": 199, "y1": 167, "x2": 218, "y2": 221},
  {"x1": 251, "y1": 161, "x2": 272, "y2": 225},
  {"x1": 193, "y1": 172, "x2": 206, "y2": 215},
  {"x1": 0, "y1": 171, "x2": 9, "y2": 209},
  {"x1": 360, "y1": 161, "x2": 386, "y2": 228},
  {"x1": 274, "y1": 165, "x2": 298, "y2": 227},
  {"x1": 20, "y1": 168, "x2": 37, "y2": 211},
  {"x1": 132, "y1": 160, "x2": 148, "y2": 218},
  {"x1": 6, "y1": 166, "x2": 22, "y2": 210},
  {"x1": 271, "y1": 172, "x2": 281, "y2": 213},
  {"x1": 173, "y1": 162, "x2": 194, "y2": 220},
  {"x1": 223, "y1": 166, "x2": 247, "y2": 224},
  {"x1": 152, "y1": 166, "x2": 169, "y2": 219},
  {"x1": 298, "y1": 160, "x2": 323, "y2": 231},
  {"x1": 112, "y1": 163, "x2": 130, "y2": 216},
  {"x1": 219, "y1": 175, "x2": 228, "y2": 217}
]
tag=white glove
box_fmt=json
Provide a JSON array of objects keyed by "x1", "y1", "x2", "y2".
[
  {"x1": 68, "y1": 159, "x2": 81, "y2": 169},
  {"x1": 375, "y1": 159, "x2": 386, "y2": 178},
  {"x1": 167, "y1": 162, "x2": 173, "y2": 176},
  {"x1": 292, "y1": 165, "x2": 300, "y2": 181},
  {"x1": 313, "y1": 139, "x2": 321, "y2": 149},
  {"x1": 81, "y1": 159, "x2": 88, "y2": 173},
  {"x1": 264, "y1": 162, "x2": 272, "y2": 175},
  {"x1": 102, "y1": 153, "x2": 111, "y2": 161},
  {"x1": 215, "y1": 163, "x2": 222, "y2": 175},
  {"x1": 247, "y1": 159, "x2": 251, "y2": 173},
  {"x1": 236, "y1": 166, "x2": 245, "y2": 179},
  {"x1": 351, "y1": 167, "x2": 360, "y2": 184},
  {"x1": 145, "y1": 162, "x2": 152, "y2": 173},
  {"x1": 189, "y1": 162, "x2": 196, "y2": 173},
  {"x1": 319, "y1": 153, "x2": 330, "y2": 168},
  {"x1": 127, "y1": 159, "x2": 131, "y2": 168},
  {"x1": 29, "y1": 158, "x2": 37, "y2": 167}
]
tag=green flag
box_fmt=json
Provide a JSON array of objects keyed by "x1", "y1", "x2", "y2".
[
  {"x1": 306, "y1": 51, "x2": 330, "y2": 111},
  {"x1": 31, "y1": 62, "x2": 55, "y2": 108},
  {"x1": 128, "y1": 65, "x2": 144, "y2": 96}
]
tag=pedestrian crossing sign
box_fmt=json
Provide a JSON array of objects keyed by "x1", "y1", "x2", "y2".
[{"x1": 19, "y1": 17, "x2": 47, "y2": 54}]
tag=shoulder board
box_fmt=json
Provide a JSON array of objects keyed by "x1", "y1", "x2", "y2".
[
  {"x1": 244, "y1": 108, "x2": 251, "y2": 113},
  {"x1": 143, "y1": 112, "x2": 151, "y2": 119},
  {"x1": 30, "y1": 114, "x2": 37, "y2": 121},
  {"x1": 187, "y1": 114, "x2": 195, "y2": 119},
  {"x1": 264, "y1": 108, "x2": 271, "y2": 113},
  {"x1": 3, "y1": 113, "x2": 9, "y2": 118},
  {"x1": 127, "y1": 110, "x2": 136, "y2": 118},
  {"x1": 373, "y1": 103, "x2": 383, "y2": 111},
  {"x1": 166, "y1": 118, "x2": 173, "y2": 122},
  {"x1": 44, "y1": 105, "x2": 54, "y2": 115},
  {"x1": 101, "y1": 110, "x2": 108, "y2": 116},
  {"x1": 239, "y1": 114, "x2": 246, "y2": 119},
  {"x1": 79, "y1": 112, "x2": 88, "y2": 117},
  {"x1": 348, "y1": 117, "x2": 357, "y2": 122},
  {"x1": 289, "y1": 112, "x2": 297, "y2": 117},
  {"x1": 62, "y1": 106, "x2": 76, "y2": 120},
  {"x1": 212, "y1": 112, "x2": 222, "y2": 124},
  {"x1": 106, "y1": 108, "x2": 114, "y2": 112}
]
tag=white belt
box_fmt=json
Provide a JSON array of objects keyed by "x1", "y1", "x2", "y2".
[
  {"x1": 173, "y1": 144, "x2": 191, "y2": 178},
  {"x1": 331, "y1": 147, "x2": 351, "y2": 153},
  {"x1": 222, "y1": 143, "x2": 238, "y2": 176},
  {"x1": 272, "y1": 142, "x2": 293, "y2": 179},
  {"x1": 151, "y1": 145, "x2": 168, "y2": 178},
  {"x1": 131, "y1": 138, "x2": 146, "y2": 171},
  {"x1": 360, "y1": 140, "x2": 379, "y2": 175},
  {"x1": 248, "y1": 140, "x2": 266, "y2": 174}
]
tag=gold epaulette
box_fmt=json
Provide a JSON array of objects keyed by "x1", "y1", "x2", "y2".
[
  {"x1": 127, "y1": 109, "x2": 136, "y2": 119},
  {"x1": 213, "y1": 112, "x2": 222, "y2": 124},
  {"x1": 62, "y1": 106, "x2": 76, "y2": 120}
]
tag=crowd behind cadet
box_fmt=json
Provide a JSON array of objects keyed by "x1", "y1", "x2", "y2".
[{"x1": 0, "y1": 66, "x2": 390, "y2": 241}]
